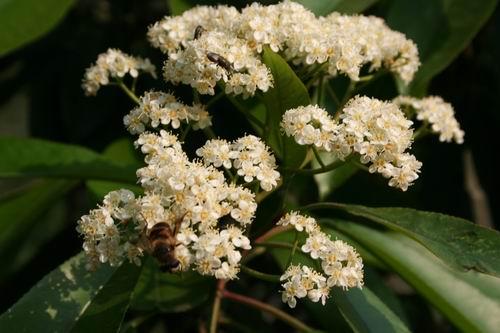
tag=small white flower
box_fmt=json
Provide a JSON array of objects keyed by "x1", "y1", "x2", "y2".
[
  {"x1": 282, "y1": 105, "x2": 340, "y2": 152},
  {"x1": 196, "y1": 139, "x2": 233, "y2": 169},
  {"x1": 278, "y1": 213, "x2": 364, "y2": 308},
  {"x1": 394, "y1": 95, "x2": 464, "y2": 144},
  {"x1": 230, "y1": 135, "x2": 280, "y2": 191},
  {"x1": 277, "y1": 212, "x2": 318, "y2": 233},
  {"x1": 308, "y1": 285, "x2": 330, "y2": 305},
  {"x1": 301, "y1": 231, "x2": 329, "y2": 259},
  {"x1": 124, "y1": 91, "x2": 211, "y2": 134},
  {"x1": 82, "y1": 49, "x2": 156, "y2": 96}
]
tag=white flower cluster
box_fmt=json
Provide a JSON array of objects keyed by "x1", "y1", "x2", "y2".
[
  {"x1": 123, "y1": 90, "x2": 212, "y2": 134},
  {"x1": 163, "y1": 30, "x2": 273, "y2": 97},
  {"x1": 148, "y1": 1, "x2": 419, "y2": 89},
  {"x1": 82, "y1": 48, "x2": 156, "y2": 96},
  {"x1": 277, "y1": 212, "x2": 364, "y2": 308},
  {"x1": 282, "y1": 97, "x2": 422, "y2": 191},
  {"x1": 77, "y1": 131, "x2": 257, "y2": 279},
  {"x1": 341, "y1": 96, "x2": 422, "y2": 191},
  {"x1": 394, "y1": 96, "x2": 464, "y2": 144},
  {"x1": 196, "y1": 135, "x2": 280, "y2": 191},
  {"x1": 76, "y1": 189, "x2": 142, "y2": 270},
  {"x1": 147, "y1": 5, "x2": 240, "y2": 54},
  {"x1": 281, "y1": 105, "x2": 340, "y2": 152},
  {"x1": 317, "y1": 13, "x2": 420, "y2": 83}
]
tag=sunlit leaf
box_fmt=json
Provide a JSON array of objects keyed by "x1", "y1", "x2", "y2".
[
  {"x1": 312, "y1": 203, "x2": 500, "y2": 277},
  {"x1": 86, "y1": 138, "x2": 143, "y2": 200},
  {"x1": 71, "y1": 262, "x2": 142, "y2": 333},
  {"x1": 330, "y1": 220, "x2": 500, "y2": 333},
  {"x1": 0, "y1": 253, "x2": 116, "y2": 332},
  {"x1": 0, "y1": 0, "x2": 74, "y2": 56},
  {"x1": 261, "y1": 47, "x2": 309, "y2": 167},
  {"x1": 296, "y1": 0, "x2": 378, "y2": 16},
  {"x1": 0, "y1": 179, "x2": 77, "y2": 281},
  {"x1": 0, "y1": 137, "x2": 136, "y2": 183}
]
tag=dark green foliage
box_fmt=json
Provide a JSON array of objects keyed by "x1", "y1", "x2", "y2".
[{"x1": 0, "y1": 0, "x2": 499, "y2": 332}]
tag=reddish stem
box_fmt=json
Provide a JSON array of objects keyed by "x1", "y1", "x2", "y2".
[
  {"x1": 221, "y1": 290, "x2": 314, "y2": 332},
  {"x1": 254, "y1": 225, "x2": 292, "y2": 244}
]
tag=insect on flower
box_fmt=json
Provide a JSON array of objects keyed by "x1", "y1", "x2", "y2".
[
  {"x1": 146, "y1": 214, "x2": 185, "y2": 272},
  {"x1": 206, "y1": 52, "x2": 233, "y2": 72},
  {"x1": 194, "y1": 25, "x2": 206, "y2": 40}
]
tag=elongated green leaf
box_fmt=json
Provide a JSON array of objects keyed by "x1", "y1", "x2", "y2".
[
  {"x1": 131, "y1": 258, "x2": 211, "y2": 312},
  {"x1": 270, "y1": 231, "x2": 410, "y2": 332},
  {"x1": 0, "y1": 179, "x2": 77, "y2": 281},
  {"x1": 0, "y1": 0, "x2": 74, "y2": 56},
  {"x1": 330, "y1": 220, "x2": 500, "y2": 333},
  {"x1": 0, "y1": 253, "x2": 118, "y2": 332},
  {"x1": 362, "y1": 267, "x2": 408, "y2": 325},
  {"x1": 86, "y1": 138, "x2": 143, "y2": 200},
  {"x1": 296, "y1": 0, "x2": 378, "y2": 15},
  {"x1": 0, "y1": 137, "x2": 136, "y2": 183},
  {"x1": 331, "y1": 288, "x2": 410, "y2": 333},
  {"x1": 261, "y1": 47, "x2": 309, "y2": 167},
  {"x1": 311, "y1": 203, "x2": 500, "y2": 277},
  {"x1": 71, "y1": 262, "x2": 142, "y2": 333},
  {"x1": 386, "y1": 0, "x2": 497, "y2": 95}
]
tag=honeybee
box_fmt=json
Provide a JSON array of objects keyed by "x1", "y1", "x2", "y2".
[
  {"x1": 206, "y1": 52, "x2": 233, "y2": 72},
  {"x1": 194, "y1": 25, "x2": 206, "y2": 40},
  {"x1": 145, "y1": 214, "x2": 184, "y2": 272}
]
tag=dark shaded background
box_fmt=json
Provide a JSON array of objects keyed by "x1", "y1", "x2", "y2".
[{"x1": 0, "y1": 0, "x2": 498, "y2": 331}]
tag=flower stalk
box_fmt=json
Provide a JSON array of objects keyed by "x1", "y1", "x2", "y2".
[
  {"x1": 240, "y1": 265, "x2": 281, "y2": 283},
  {"x1": 209, "y1": 280, "x2": 226, "y2": 333},
  {"x1": 221, "y1": 290, "x2": 315, "y2": 333},
  {"x1": 116, "y1": 79, "x2": 141, "y2": 105}
]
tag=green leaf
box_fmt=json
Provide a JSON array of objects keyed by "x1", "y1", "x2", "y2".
[
  {"x1": 333, "y1": 0, "x2": 379, "y2": 14},
  {"x1": 312, "y1": 152, "x2": 360, "y2": 199},
  {"x1": 261, "y1": 47, "x2": 309, "y2": 167},
  {"x1": 269, "y1": 231, "x2": 410, "y2": 332},
  {"x1": 251, "y1": 186, "x2": 286, "y2": 237},
  {"x1": 71, "y1": 262, "x2": 142, "y2": 333},
  {"x1": 294, "y1": 0, "x2": 378, "y2": 16},
  {"x1": 325, "y1": 229, "x2": 386, "y2": 270},
  {"x1": 315, "y1": 161, "x2": 359, "y2": 199},
  {"x1": 168, "y1": 0, "x2": 192, "y2": 15},
  {"x1": 0, "y1": 0, "x2": 74, "y2": 56},
  {"x1": 331, "y1": 288, "x2": 410, "y2": 333},
  {"x1": 131, "y1": 257, "x2": 211, "y2": 312},
  {"x1": 86, "y1": 138, "x2": 143, "y2": 200},
  {"x1": 330, "y1": 220, "x2": 500, "y2": 333},
  {"x1": 0, "y1": 179, "x2": 77, "y2": 281},
  {"x1": 0, "y1": 253, "x2": 118, "y2": 332},
  {"x1": 312, "y1": 203, "x2": 500, "y2": 277},
  {"x1": 386, "y1": 0, "x2": 497, "y2": 95},
  {"x1": 0, "y1": 137, "x2": 137, "y2": 183},
  {"x1": 362, "y1": 267, "x2": 409, "y2": 325}
]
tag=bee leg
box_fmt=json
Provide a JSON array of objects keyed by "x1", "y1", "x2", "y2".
[{"x1": 173, "y1": 213, "x2": 187, "y2": 235}]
